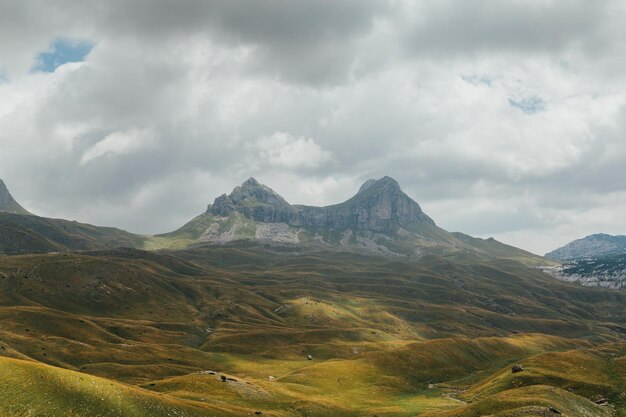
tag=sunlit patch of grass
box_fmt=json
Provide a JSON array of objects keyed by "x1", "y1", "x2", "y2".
[
  {"x1": 422, "y1": 385, "x2": 613, "y2": 417},
  {"x1": 0, "y1": 356, "x2": 228, "y2": 417}
]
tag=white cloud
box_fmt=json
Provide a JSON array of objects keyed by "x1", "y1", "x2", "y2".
[
  {"x1": 250, "y1": 132, "x2": 333, "y2": 170},
  {"x1": 80, "y1": 127, "x2": 156, "y2": 165},
  {"x1": 1, "y1": 1, "x2": 626, "y2": 254}
]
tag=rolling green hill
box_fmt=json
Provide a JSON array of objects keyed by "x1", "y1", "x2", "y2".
[
  {"x1": 0, "y1": 245, "x2": 624, "y2": 416},
  {"x1": 0, "y1": 356, "x2": 228, "y2": 417}
]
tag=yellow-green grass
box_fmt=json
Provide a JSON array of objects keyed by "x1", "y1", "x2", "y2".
[
  {"x1": 421, "y1": 385, "x2": 613, "y2": 417},
  {"x1": 274, "y1": 358, "x2": 461, "y2": 416},
  {"x1": 613, "y1": 353, "x2": 626, "y2": 417},
  {"x1": 464, "y1": 349, "x2": 617, "y2": 401},
  {"x1": 365, "y1": 334, "x2": 591, "y2": 388},
  {"x1": 0, "y1": 356, "x2": 235, "y2": 417},
  {"x1": 1, "y1": 247, "x2": 626, "y2": 416},
  {"x1": 143, "y1": 236, "x2": 200, "y2": 251},
  {"x1": 140, "y1": 359, "x2": 463, "y2": 417}
]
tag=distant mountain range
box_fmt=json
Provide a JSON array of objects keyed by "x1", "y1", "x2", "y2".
[
  {"x1": 546, "y1": 233, "x2": 626, "y2": 261},
  {"x1": 544, "y1": 233, "x2": 626, "y2": 289},
  {"x1": 0, "y1": 176, "x2": 550, "y2": 266}
]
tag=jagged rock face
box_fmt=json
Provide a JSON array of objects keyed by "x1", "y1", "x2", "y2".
[
  {"x1": 209, "y1": 178, "x2": 294, "y2": 223},
  {"x1": 0, "y1": 179, "x2": 30, "y2": 215},
  {"x1": 207, "y1": 176, "x2": 434, "y2": 234},
  {"x1": 291, "y1": 177, "x2": 435, "y2": 233}
]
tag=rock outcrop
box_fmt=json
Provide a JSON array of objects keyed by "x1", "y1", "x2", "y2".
[
  {"x1": 0, "y1": 179, "x2": 30, "y2": 215},
  {"x1": 209, "y1": 177, "x2": 294, "y2": 222}
]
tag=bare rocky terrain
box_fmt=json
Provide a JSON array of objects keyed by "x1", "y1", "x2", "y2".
[{"x1": 542, "y1": 254, "x2": 626, "y2": 289}]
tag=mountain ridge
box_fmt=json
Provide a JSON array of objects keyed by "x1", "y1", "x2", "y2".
[{"x1": 0, "y1": 175, "x2": 553, "y2": 266}]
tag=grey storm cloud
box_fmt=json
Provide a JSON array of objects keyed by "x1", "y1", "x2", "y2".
[
  {"x1": 2, "y1": 0, "x2": 626, "y2": 254},
  {"x1": 402, "y1": 0, "x2": 606, "y2": 55}
]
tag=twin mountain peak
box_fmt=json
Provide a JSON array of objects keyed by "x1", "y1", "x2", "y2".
[
  {"x1": 172, "y1": 176, "x2": 543, "y2": 263},
  {"x1": 206, "y1": 176, "x2": 435, "y2": 234}
]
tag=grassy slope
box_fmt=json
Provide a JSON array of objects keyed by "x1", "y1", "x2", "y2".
[
  {"x1": 451, "y1": 232, "x2": 559, "y2": 267},
  {"x1": 423, "y1": 343, "x2": 626, "y2": 416},
  {"x1": 422, "y1": 385, "x2": 613, "y2": 417},
  {"x1": 0, "y1": 212, "x2": 146, "y2": 255},
  {"x1": 0, "y1": 356, "x2": 237, "y2": 417}
]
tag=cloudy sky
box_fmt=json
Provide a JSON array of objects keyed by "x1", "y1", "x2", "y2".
[{"x1": 1, "y1": 0, "x2": 626, "y2": 255}]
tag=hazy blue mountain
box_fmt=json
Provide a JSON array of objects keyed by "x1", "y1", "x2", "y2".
[{"x1": 546, "y1": 233, "x2": 626, "y2": 260}]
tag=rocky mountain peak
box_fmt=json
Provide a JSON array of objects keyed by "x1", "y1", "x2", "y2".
[
  {"x1": 358, "y1": 176, "x2": 401, "y2": 194},
  {"x1": 208, "y1": 178, "x2": 292, "y2": 219},
  {"x1": 242, "y1": 177, "x2": 260, "y2": 187},
  {"x1": 0, "y1": 179, "x2": 30, "y2": 215},
  {"x1": 342, "y1": 176, "x2": 435, "y2": 231},
  {"x1": 374, "y1": 175, "x2": 400, "y2": 189}
]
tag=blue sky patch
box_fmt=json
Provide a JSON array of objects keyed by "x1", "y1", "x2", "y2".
[
  {"x1": 462, "y1": 74, "x2": 494, "y2": 87},
  {"x1": 508, "y1": 96, "x2": 546, "y2": 114},
  {"x1": 33, "y1": 38, "x2": 93, "y2": 73}
]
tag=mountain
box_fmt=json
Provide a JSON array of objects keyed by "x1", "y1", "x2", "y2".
[
  {"x1": 0, "y1": 179, "x2": 149, "y2": 255},
  {"x1": 157, "y1": 177, "x2": 552, "y2": 265},
  {"x1": 0, "y1": 212, "x2": 146, "y2": 255},
  {"x1": 0, "y1": 179, "x2": 30, "y2": 215},
  {"x1": 546, "y1": 233, "x2": 626, "y2": 260},
  {"x1": 0, "y1": 212, "x2": 147, "y2": 254},
  {"x1": 210, "y1": 176, "x2": 436, "y2": 232},
  {"x1": 0, "y1": 176, "x2": 552, "y2": 267}
]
